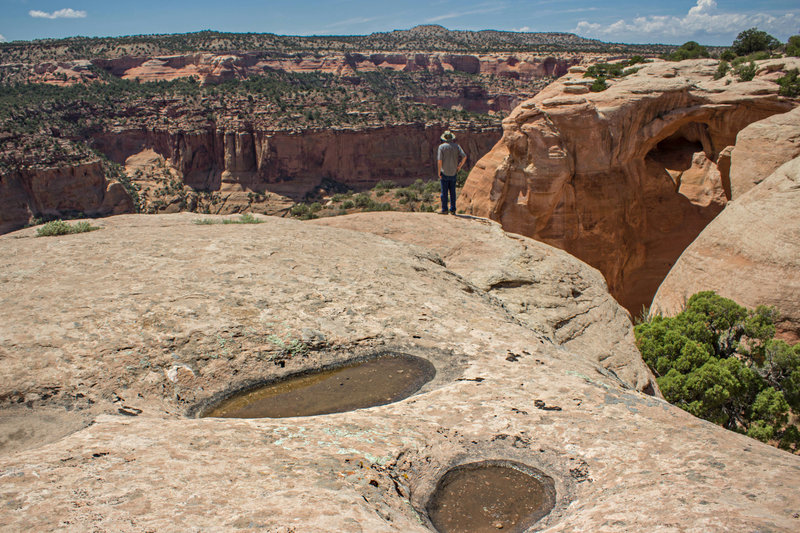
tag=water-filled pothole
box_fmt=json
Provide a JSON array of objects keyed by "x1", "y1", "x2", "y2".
[
  {"x1": 202, "y1": 353, "x2": 435, "y2": 418},
  {"x1": 427, "y1": 460, "x2": 556, "y2": 533}
]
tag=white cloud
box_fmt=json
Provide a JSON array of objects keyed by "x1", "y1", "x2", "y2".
[
  {"x1": 574, "y1": 0, "x2": 799, "y2": 43},
  {"x1": 29, "y1": 8, "x2": 87, "y2": 20},
  {"x1": 426, "y1": 3, "x2": 507, "y2": 24},
  {"x1": 513, "y1": 26, "x2": 531, "y2": 32},
  {"x1": 0, "y1": 34, "x2": 6, "y2": 42},
  {"x1": 326, "y1": 17, "x2": 379, "y2": 29}
]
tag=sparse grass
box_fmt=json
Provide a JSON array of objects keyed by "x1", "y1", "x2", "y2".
[
  {"x1": 193, "y1": 213, "x2": 265, "y2": 225},
  {"x1": 35, "y1": 219, "x2": 99, "y2": 237}
]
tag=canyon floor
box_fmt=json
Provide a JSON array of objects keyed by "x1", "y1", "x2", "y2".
[{"x1": 1, "y1": 213, "x2": 798, "y2": 532}]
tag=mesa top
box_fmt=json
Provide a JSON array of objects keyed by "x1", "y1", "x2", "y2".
[{"x1": 438, "y1": 142, "x2": 466, "y2": 176}]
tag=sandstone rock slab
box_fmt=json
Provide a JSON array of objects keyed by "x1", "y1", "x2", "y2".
[{"x1": 1, "y1": 213, "x2": 798, "y2": 531}]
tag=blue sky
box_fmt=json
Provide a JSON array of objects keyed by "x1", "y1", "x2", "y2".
[{"x1": 1, "y1": 1, "x2": 798, "y2": 46}]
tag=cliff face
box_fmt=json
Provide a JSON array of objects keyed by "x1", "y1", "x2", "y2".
[
  {"x1": 90, "y1": 52, "x2": 582, "y2": 85},
  {"x1": 652, "y1": 111, "x2": 800, "y2": 342},
  {"x1": 0, "y1": 160, "x2": 133, "y2": 234},
  {"x1": 92, "y1": 124, "x2": 501, "y2": 199},
  {"x1": 459, "y1": 58, "x2": 799, "y2": 314}
]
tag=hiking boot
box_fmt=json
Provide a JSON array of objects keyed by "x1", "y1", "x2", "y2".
[
  {"x1": 449, "y1": 210, "x2": 457, "y2": 215},
  {"x1": 439, "y1": 210, "x2": 448, "y2": 215}
]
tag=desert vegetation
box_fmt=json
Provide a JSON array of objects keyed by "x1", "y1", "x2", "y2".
[
  {"x1": 34, "y1": 219, "x2": 99, "y2": 237},
  {"x1": 636, "y1": 292, "x2": 800, "y2": 452},
  {"x1": 286, "y1": 172, "x2": 469, "y2": 220},
  {"x1": 0, "y1": 26, "x2": 675, "y2": 65}
]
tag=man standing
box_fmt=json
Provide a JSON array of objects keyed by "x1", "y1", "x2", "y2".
[{"x1": 437, "y1": 130, "x2": 467, "y2": 215}]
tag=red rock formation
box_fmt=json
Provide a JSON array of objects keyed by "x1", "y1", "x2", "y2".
[
  {"x1": 653, "y1": 105, "x2": 800, "y2": 342},
  {"x1": 92, "y1": 124, "x2": 500, "y2": 199},
  {"x1": 88, "y1": 52, "x2": 582, "y2": 86},
  {"x1": 0, "y1": 160, "x2": 133, "y2": 234},
  {"x1": 459, "y1": 58, "x2": 799, "y2": 314}
]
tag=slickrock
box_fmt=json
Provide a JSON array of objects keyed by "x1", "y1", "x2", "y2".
[
  {"x1": 652, "y1": 155, "x2": 800, "y2": 342},
  {"x1": 1, "y1": 213, "x2": 798, "y2": 532},
  {"x1": 730, "y1": 106, "x2": 800, "y2": 198},
  {"x1": 314, "y1": 212, "x2": 658, "y2": 394},
  {"x1": 459, "y1": 58, "x2": 800, "y2": 315}
]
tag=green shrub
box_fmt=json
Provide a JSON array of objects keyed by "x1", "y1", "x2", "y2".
[
  {"x1": 719, "y1": 49, "x2": 736, "y2": 61},
  {"x1": 331, "y1": 193, "x2": 351, "y2": 202},
  {"x1": 732, "y1": 28, "x2": 781, "y2": 56},
  {"x1": 735, "y1": 61, "x2": 757, "y2": 82},
  {"x1": 589, "y1": 77, "x2": 608, "y2": 92},
  {"x1": 36, "y1": 219, "x2": 99, "y2": 237},
  {"x1": 342, "y1": 200, "x2": 355, "y2": 209},
  {"x1": 777, "y1": 68, "x2": 800, "y2": 97},
  {"x1": 374, "y1": 180, "x2": 398, "y2": 190},
  {"x1": 289, "y1": 203, "x2": 317, "y2": 220},
  {"x1": 663, "y1": 41, "x2": 710, "y2": 61},
  {"x1": 714, "y1": 61, "x2": 730, "y2": 80},
  {"x1": 194, "y1": 213, "x2": 265, "y2": 225},
  {"x1": 636, "y1": 291, "x2": 800, "y2": 451},
  {"x1": 732, "y1": 51, "x2": 770, "y2": 66},
  {"x1": 353, "y1": 193, "x2": 372, "y2": 208},
  {"x1": 226, "y1": 213, "x2": 263, "y2": 224},
  {"x1": 787, "y1": 35, "x2": 800, "y2": 57}
]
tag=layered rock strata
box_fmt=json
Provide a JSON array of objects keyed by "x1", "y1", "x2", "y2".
[
  {"x1": 1, "y1": 213, "x2": 798, "y2": 531},
  {"x1": 0, "y1": 158, "x2": 133, "y2": 234},
  {"x1": 94, "y1": 123, "x2": 500, "y2": 196},
  {"x1": 89, "y1": 52, "x2": 582, "y2": 85},
  {"x1": 459, "y1": 58, "x2": 800, "y2": 314},
  {"x1": 652, "y1": 155, "x2": 800, "y2": 342}
]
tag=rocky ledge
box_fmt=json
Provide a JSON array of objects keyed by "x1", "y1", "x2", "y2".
[{"x1": 1, "y1": 213, "x2": 798, "y2": 531}]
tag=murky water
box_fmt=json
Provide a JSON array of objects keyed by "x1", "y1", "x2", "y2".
[
  {"x1": 427, "y1": 461, "x2": 556, "y2": 533},
  {"x1": 203, "y1": 353, "x2": 435, "y2": 418}
]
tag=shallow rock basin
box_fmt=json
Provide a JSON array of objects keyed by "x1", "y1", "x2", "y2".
[
  {"x1": 202, "y1": 353, "x2": 435, "y2": 418},
  {"x1": 427, "y1": 460, "x2": 556, "y2": 533}
]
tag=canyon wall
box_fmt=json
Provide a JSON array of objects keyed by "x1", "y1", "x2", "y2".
[
  {"x1": 0, "y1": 123, "x2": 500, "y2": 233},
  {"x1": 92, "y1": 123, "x2": 501, "y2": 198},
  {"x1": 0, "y1": 160, "x2": 133, "y2": 234},
  {"x1": 459, "y1": 58, "x2": 799, "y2": 315}
]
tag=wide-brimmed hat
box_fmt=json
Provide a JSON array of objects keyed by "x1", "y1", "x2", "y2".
[{"x1": 440, "y1": 130, "x2": 456, "y2": 141}]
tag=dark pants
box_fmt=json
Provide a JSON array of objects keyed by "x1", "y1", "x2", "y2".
[{"x1": 440, "y1": 174, "x2": 457, "y2": 213}]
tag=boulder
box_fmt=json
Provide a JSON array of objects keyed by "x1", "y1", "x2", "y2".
[
  {"x1": 652, "y1": 155, "x2": 800, "y2": 342},
  {"x1": 459, "y1": 58, "x2": 800, "y2": 315},
  {"x1": 1, "y1": 213, "x2": 798, "y2": 531}
]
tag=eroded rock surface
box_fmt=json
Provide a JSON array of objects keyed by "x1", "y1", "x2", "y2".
[
  {"x1": 652, "y1": 155, "x2": 800, "y2": 342},
  {"x1": 459, "y1": 58, "x2": 800, "y2": 315},
  {"x1": 314, "y1": 212, "x2": 657, "y2": 394},
  {"x1": 1, "y1": 213, "x2": 798, "y2": 532},
  {"x1": 730, "y1": 106, "x2": 800, "y2": 198}
]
